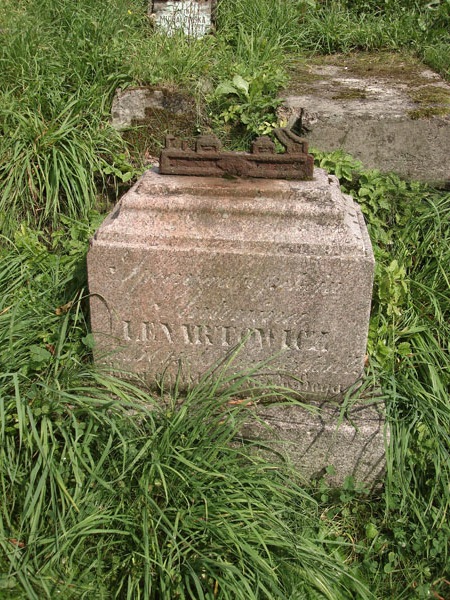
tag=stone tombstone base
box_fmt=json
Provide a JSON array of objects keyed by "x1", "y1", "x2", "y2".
[
  {"x1": 88, "y1": 168, "x2": 374, "y2": 399},
  {"x1": 239, "y1": 401, "x2": 386, "y2": 488}
]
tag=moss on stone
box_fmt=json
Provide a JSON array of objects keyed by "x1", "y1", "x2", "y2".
[
  {"x1": 332, "y1": 88, "x2": 367, "y2": 100},
  {"x1": 283, "y1": 51, "x2": 450, "y2": 119},
  {"x1": 285, "y1": 51, "x2": 436, "y2": 96},
  {"x1": 120, "y1": 86, "x2": 207, "y2": 162},
  {"x1": 408, "y1": 106, "x2": 450, "y2": 119},
  {"x1": 284, "y1": 57, "x2": 328, "y2": 94},
  {"x1": 408, "y1": 85, "x2": 450, "y2": 119},
  {"x1": 411, "y1": 85, "x2": 450, "y2": 105},
  {"x1": 313, "y1": 51, "x2": 430, "y2": 84}
]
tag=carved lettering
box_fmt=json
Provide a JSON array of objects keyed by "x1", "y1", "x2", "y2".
[
  {"x1": 138, "y1": 322, "x2": 155, "y2": 342},
  {"x1": 123, "y1": 320, "x2": 131, "y2": 341},
  {"x1": 182, "y1": 324, "x2": 201, "y2": 345},
  {"x1": 152, "y1": 0, "x2": 213, "y2": 37},
  {"x1": 201, "y1": 325, "x2": 215, "y2": 345},
  {"x1": 122, "y1": 320, "x2": 154, "y2": 342},
  {"x1": 298, "y1": 380, "x2": 342, "y2": 395},
  {"x1": 281, "y1": 329, "x2": 297, "y2": 350},
  {"x1": 122, "y1": 320, "x2": 173, "y2": 344},
  {"x1": 282, "y1": 329, "x2": 329, "y2": 351},
  {"x1": 240, "y1": 327, "x2": 275, "y2": 349},
  {"x1": 221, "y1": 325, "x2": 235, "y2": 347},
  {"x1": 300, "y1": 330, "x2": 329, "y2": 352},
  {"x1": 160, "y1": 323, "x2": 173, "y2": 343},
  {"x1": 122, "y1": 320, "x2": 329, "y2": 354},
  {"x1": 182, "y1": 324, "x2": 217, "y2": 345}
]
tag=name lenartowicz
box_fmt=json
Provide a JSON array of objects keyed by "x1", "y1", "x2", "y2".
[{"x1": 122, "y1": 320, "x2": 330, "y2": 353}]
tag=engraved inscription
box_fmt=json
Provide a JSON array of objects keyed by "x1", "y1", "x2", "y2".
[
  {"x1": 282, "y1": 329, "x2": 329, "y2": 351},
  {"x1": 121, "y1": 320, "x2": 329, "y2": 353},
  {"x1": 160, "y1": 323, "x2": 174, "y2": 343},
  {"x1": 123, "y1": 320, "x2": 173, "y2": 343},
  {"x1": 152, "y1": 0, "x2": 213, "y2": 37},
  {"x1": 182, "y1": 324, "x2": 214, "y2": 346},
  {"x1": 296, "y1": 380, "x2": 342, "y2": 395},
  {"x1": 113, "y1": 352, "x2": 347, "y2": 396}
]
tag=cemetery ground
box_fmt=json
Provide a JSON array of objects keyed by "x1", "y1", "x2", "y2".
[{"x1": 0, "y1": 0, "x2": 449, "y2": 598}]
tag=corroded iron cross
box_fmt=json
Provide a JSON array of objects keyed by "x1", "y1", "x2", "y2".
[{"x1": 159, "y1": 128, "x2": 314, "y2": 180}]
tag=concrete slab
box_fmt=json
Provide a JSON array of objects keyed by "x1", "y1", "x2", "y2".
[
  {"x1": 111, "y1": 86, "x2": 196, "y2": 132},
  {"x1": 279, "y1": 52, "x2": 450, "y2": 186}
]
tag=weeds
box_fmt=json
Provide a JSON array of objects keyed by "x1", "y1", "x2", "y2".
[
  {"x1": 0, "y1": 370, "x2": 372, "y2": 598},
  {"x1": 1, "y1": 0, "x2": 450, "y2": 597},
  {"x1": 0, "y1": 0, "x2": 142, "y2": 235},
  {"x1": 0, "y1": 220, "x2": 373, "y2": 599},
  {"x1": 0, "y1": 98, "x2": 128, "y2": 234},
  {"x1": 209, "y1": 72, "x2": 286, "y2": 144},
  {"x1": 312, "y1": 150, "x2": 450, "y2": 599}
]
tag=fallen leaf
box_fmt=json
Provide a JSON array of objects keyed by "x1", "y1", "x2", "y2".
[
  {"x1": 55, "y1": 301, "x2": 73, "y2": 315},
  {"x1": 8, "y1": 539, "x2": 25, "y2": 548}
]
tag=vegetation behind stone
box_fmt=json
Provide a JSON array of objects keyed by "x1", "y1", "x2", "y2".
[{"x1": 0, "y1": 0, "x2": 449, "y2": 598}]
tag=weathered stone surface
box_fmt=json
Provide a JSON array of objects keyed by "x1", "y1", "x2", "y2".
[
  {"x1": 111, "y1": 86, "x2": 199, "y2": 159},
  {"x1": 87, "y1": 168, "x2": 374, "y2": 399},
  {"x1": 240, "y1": 401, "x2": 386, "y2": 487},
  {"x1": 111, "y1": 87, "x2": 195, "y2": 131},
  {"x1": 279, "y1": 53, "x2": 450, "y2": 186},
  {"x1": 150, "y1": 0, "x2": 216, "y2": 37},
  {"x1": 160, "y1": 128, "x2": 314, "y2": 180}
]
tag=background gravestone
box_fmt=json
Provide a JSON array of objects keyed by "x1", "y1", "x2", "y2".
[
  {"x1": 150, "y1": 0, "x2": 216, "y2": 37},
  {"x1": 111, "y1": 86, "x2": 199, "y2": 162}
]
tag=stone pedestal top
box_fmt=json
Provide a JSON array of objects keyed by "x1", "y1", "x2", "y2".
[{"x1": 92, "y1": 168, "x2": 371, "y2": 258}]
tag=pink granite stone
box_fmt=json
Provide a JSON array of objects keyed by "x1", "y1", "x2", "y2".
[{"x1": 87, "y1": 168, "x2": 374, "y2": 399}]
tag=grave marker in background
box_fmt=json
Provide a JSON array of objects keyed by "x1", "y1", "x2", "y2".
[
  {"x1": 279, "y1": 54, "x2": 450, "y2": 187},
  {"x1": 150, "y1": 0, "x2": 216, "y2": 37}
]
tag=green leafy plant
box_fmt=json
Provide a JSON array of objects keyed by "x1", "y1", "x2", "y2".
[{"x1": 211, "y1": 72, "x2": 286, "y2": 140}]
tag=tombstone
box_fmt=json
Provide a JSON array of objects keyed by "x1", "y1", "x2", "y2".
[
  {"x1": 87, "y1": 129, "x2": 384, "y2": 485},
  {"x1": 150, "y1": 0, "x2": 216, "y2": 38},
  {"x1": 110, "y1": 86, "x2": 198, "y2": 159}
]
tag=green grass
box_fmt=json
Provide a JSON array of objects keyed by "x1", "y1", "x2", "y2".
[
  {"x1": 313, "y1": 152, "x2": 450, "y2": 598},
  {"x1": 0, "y1": 228, "x2": 373, "y2": 598},
  {"x1": 1, "y1": 0, "x2": 450, "y2": 597},
  {"x1": 1, "y1": 0, "x2": 448, "y2": 232}
]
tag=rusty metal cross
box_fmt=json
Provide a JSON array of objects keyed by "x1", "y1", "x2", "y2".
[{"x1": 159, "y1": 128, "x2": 314, "y2": 180}]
